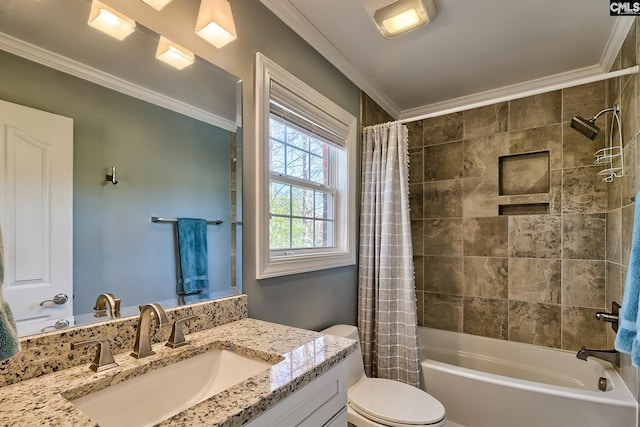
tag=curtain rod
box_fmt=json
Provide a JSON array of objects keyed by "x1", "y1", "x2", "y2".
[
  {"x1": 362, "y1": 121, "x2": 403, "y2": 131},
  {"x1": 398, "y1": 65, "x2": 640, "y2": 124}
]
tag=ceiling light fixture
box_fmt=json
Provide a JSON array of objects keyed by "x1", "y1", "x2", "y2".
[
  {"x1": 88, "y1": 0, "x2": 136, "y2": 41},
  {"x1": 155, "y1": 36, "x2": 195, "y2": 70},
  {"x1": 195, "y1": 0, "x2": 237, "y2": 49},
  {"x1": 372, "y1": 0, "x2": 437, "y2": 38},
  {"x1": 139, "y1": 0, "x2": 173, "y2": 11}
]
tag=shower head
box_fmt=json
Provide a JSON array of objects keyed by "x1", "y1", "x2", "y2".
[
  {"x1": 570, "y1": 116, "x2": 599, "y2": 140},
  {"x1": 570, "y1": 105, "x2": 618, "y2": 140}
]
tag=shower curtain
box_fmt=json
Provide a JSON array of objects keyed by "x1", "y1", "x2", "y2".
[{"x1": 358, "y1": 121, "x2": 420, "y2": 387}]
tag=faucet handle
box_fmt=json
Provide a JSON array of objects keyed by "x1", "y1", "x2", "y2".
[
  {"x1": 71, "y1": 338, "x2": 119, "y2": 372},
  {"x1": 166, "y1": 315, "x2": 198, "y2": 348},
  {"x1": 595, "y1": 301, "x2": 621, "y2": 332}
]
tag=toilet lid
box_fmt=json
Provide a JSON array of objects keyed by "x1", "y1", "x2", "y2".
[{"x1": 349, "y1": 378, "x2": 445, "y2": 426}]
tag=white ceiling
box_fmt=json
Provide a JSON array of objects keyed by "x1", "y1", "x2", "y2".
[{"x1": 261, "y1": 0, "x2": 634, "y2": 119}]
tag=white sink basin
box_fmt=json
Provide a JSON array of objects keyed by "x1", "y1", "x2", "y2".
[{"x1": 70, "y1": 349, "x2": 273, "y2": 427}]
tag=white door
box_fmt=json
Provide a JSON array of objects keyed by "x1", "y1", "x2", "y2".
[{"x1": 0, "y1": 99, "x2": 73, "y2": 336}]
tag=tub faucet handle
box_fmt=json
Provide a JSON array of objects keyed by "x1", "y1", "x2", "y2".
[{"x1": 595, "y1": 301, "x2": 620, "y2": 332}]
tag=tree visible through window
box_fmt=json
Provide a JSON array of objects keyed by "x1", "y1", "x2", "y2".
[
  {"x1": 269, "y1": 114, "x2": 335, "y2": 252},
  {"x1": 255, "y1": 53, "x2": 356, "y2": 278}
]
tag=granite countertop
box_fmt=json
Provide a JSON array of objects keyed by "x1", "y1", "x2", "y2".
[{"x1": 0, "y1": 318, "x2": 356, "y2": 427}]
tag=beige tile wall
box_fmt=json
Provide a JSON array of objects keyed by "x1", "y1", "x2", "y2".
[
  {"x1": 408, "y1": 84, "x2": 610, "y2": 349},
  {"x1": 363, "y1": 82, "x2": 611, "y2": 348},
  {"x1": 362, "y1": 93, "x2": 394, "y2": 127}
]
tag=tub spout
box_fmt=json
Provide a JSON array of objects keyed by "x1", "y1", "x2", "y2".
[{"x1": 576, "y1": 347, "x2": 620, "y2": 367}]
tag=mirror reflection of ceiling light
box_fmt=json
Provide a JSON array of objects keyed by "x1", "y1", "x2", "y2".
[
  {"x1": 195, "y1": 0, "x2": 237, "y2": 49},
  {"x1": 88, "y1": 0, "x2": 136, "y2": 41},
  {"x1": 139, "y1": 0, "x2": 173, "y2": 11},
  {"x1": 155, "y1": 36, "x2": 195, "y2": 70},
  {"x1": 372, "y1": 0, "x2": 437, "y2": 38}
]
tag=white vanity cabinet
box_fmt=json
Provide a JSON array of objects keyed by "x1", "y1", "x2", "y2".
[{"x1": 244, "y1": 360, "x2": 348, "y2": 427}]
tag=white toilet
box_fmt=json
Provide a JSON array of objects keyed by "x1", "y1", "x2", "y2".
[{"x1": 322, "y1": 325, "x2": 446, "y2": 427}]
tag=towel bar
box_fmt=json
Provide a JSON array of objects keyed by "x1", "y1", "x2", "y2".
[{"x1": 151, "y1": 216, "x2": 223, "y2": 225}]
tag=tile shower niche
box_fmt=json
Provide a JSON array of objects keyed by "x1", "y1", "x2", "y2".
[{"x1": 498, "y1": 151, "x2": 550, "y2": 215}]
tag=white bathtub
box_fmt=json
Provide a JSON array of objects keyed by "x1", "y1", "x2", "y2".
[{"x1": 417, "y1": 327, "x2": 638, "y2": 427}]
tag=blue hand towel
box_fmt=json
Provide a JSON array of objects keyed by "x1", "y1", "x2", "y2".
[
  {"x1": 0, "y1": 295, "x2": 20, "y2": 361},
  {"x1": 176, "y1": 218, "x2": 209, "y2": 295},
  {"x1": 0, "y1": 226, "x2": 20, "y2": 361},
  {"x1": 616, "y1": 192, "x2": 640, "y2": 367}
]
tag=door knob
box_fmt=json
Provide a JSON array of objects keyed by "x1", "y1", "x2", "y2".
[
  {"x1": 41, "y1": 319, "x2": 70, "y2": 332},
  {"x1": 39, "y1": 293, "x2": 69, "y2": 306}
]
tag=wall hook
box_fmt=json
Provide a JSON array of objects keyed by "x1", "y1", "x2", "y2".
[{"x1": 106, "y1": 166, "x2": 118, "y2": 185}]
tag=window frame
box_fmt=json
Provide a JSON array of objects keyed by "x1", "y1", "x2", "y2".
[
  {"x1": 268, "y1": 114, "x2": 337, "y2": 255},
  {"x1": 255, "y1": 53, "x2": 357, "y2": 279}
]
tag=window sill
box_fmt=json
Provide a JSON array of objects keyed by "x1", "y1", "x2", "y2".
[{"x1": 258, "y1": 250, "x2": 355, "y2": 279}]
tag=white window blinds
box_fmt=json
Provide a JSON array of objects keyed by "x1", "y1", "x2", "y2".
[{"x1": 269, "y1": 80, "x2": 348, "y2": 148}]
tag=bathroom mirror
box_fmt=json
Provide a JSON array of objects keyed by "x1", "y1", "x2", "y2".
[{"x1": 0, "y1": 0, "x2": 242, "y2": 336}]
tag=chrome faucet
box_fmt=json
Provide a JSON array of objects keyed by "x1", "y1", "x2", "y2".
[
  {"x1": 131, "y1": 303, "x2": 169, "y2": 359},
  {"x1": 576, "y1": 347, "x2": 620, "y2": 367},
  {"x1": 93, "y1": 292, "x2": 121, "y2": 318}
]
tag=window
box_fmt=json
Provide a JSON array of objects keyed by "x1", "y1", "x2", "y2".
[
  {"x1": 255, "y1": 53, "x2": 356, "y2": 279},
  {"x1": 269, "y1": 116, "x2": 335, "y2": 252}
]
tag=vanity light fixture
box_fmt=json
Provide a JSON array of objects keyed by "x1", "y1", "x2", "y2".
[
  {"x1": 88, "y1": 0, "x2": 136, "y2": 41},
  {"x1": 195, "y1": 0, "x2": 237, "y2": 49},
  {"x1": 372, "y1": 0, "x2": 437, "y2": 38},
  {"x1": 139, "y1": 0, "x2": 173, "y2": 11},
  {"x1": 156, "y1": 36, "x2": 195, "y2": 70}
]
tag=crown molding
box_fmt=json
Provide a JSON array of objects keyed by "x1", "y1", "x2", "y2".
[
  {"x1": 401, "y1": 18, "x2": 636, "y2": 120},
  {"x1": 399, "y1": 64, "x2": 606, "y2": 120},
  {"x1": 260, "y1": 0, "x2": 401, "y2": 118},
  {"x1": 260, "y1": 2, "x2": 636, "y2": 121},
  {"x1": 0, "y1": 32, "x2": 237, "y2": 132},
  {"x1": 600, "y1": 16, "x2": 635, "y2": 72}
]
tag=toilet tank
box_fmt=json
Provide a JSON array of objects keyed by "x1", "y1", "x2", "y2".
[{"x1": 321, "y1": 324, "x2": 366, "y2": 388}]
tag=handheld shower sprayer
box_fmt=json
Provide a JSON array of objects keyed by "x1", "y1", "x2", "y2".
[{"x1": 570, "y1": 105, "x2": 619, "y2": 140}]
